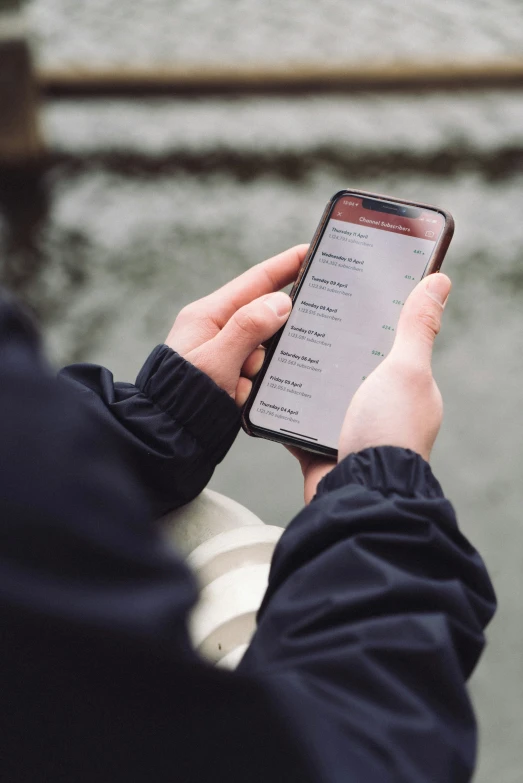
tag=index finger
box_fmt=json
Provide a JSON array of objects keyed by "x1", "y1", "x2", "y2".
[{"x1": 203, "y1": 244, "x2": 309, "y2": 328}]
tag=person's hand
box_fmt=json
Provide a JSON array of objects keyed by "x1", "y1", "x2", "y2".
[
  {"x1": 292, "y1": 273, "x2": 452, "y2": 503},
  {"x1": 166, "y1": 245, "x2": 308, "y2": 406}
]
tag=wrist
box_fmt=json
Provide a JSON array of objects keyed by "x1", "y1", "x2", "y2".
[{"x1": 303, "y1": 461, "x2": 334, "y2": 504}]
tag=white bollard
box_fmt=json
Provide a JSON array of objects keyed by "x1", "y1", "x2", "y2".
[{"x1": 162, "y1": 490, "x2": 283, "y2": 669}]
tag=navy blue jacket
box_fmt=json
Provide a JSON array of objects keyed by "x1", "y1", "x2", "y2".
[{"x1": 0, "y1": 292, "x2": 496, "y2": 782}]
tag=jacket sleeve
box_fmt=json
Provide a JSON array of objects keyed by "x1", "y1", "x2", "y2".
[
  {"x1": 0, "y1": 292, "x2": 496, "y2": 783},
  {"x1": 58, "y1": 343, "x2": 241, "y2": 518},
  {"x1": 0, "y1": 293, "x2": 317, "y2": 783},
  {"x1": 238, "y1": 447, "x2": 497, "y2": 783}
]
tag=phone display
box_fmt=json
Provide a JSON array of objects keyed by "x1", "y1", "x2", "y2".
[{"x1": 242, "y1": 190, "x2": 454, "y2": 456}]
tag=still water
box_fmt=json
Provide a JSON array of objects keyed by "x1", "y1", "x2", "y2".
[{"x1": 2, "y1": 0, "x2": 523, "y2": 780}]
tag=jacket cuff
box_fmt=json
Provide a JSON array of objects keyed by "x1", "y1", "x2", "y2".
[
  {"x1": 136, "y1": 344, "x2": 241, "y2": 465},
  {"x1": 315, "y1": 446, "x2": 444, "y2": 501}
]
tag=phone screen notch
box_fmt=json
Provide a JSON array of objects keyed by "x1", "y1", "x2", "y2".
[{"x1": 361, "y1": 198, "x2": 421, "y2": 219}]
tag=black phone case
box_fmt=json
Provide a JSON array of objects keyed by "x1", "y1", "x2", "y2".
[{"x1": 241, "y1": 188, "x2": 455, "y2": 458}]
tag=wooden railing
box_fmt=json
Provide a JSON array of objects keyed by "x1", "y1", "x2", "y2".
[
  {"x1": 1, "y1": 0, "x2": 523, "y2": 165},
  {"x1": 38, "y1": 60, "x2": 523, "y2": 98}
]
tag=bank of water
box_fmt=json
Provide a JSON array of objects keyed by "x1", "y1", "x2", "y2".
[{"x1": 3, "y1": 0, "x2": 523, "y2": 775}]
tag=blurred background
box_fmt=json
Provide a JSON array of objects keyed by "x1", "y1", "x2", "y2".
[{"x1": 1, "y1": 0, "x2": 522, "y2": 780}]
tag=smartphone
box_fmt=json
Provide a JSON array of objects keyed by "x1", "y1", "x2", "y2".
[{"x1": 242, "y1": 189, "x2": 454, "y2": 458}]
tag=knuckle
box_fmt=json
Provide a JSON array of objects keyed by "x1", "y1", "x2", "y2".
[
  {"x1": 415, "y1": 303, "x2": 441, "y2": 337},
  {"x1": 254, "y1": 261, "x2": 279, "y2": 292},
  {"x1": 233, "y1": 308, "x2": 264, "y2": 338},
  {"x1": 175, "y1": 302, "x2": 199, "y2": 325}
]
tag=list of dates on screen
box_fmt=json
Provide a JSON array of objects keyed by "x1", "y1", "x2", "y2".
[{"x1": 249, "y1": 201, "x2": 443, "y2": 451}]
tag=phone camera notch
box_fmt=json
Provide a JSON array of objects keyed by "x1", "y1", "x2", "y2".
[{"x1": 361, "y1": 198, "x2": 420, "y2": 219}]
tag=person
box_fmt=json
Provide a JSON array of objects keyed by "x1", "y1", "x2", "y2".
[{"x1": 0, "y1": 244, "x2": 495, "y2": 782}]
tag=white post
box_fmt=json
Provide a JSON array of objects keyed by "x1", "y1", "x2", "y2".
[{"x1": 162, "y1": 490, "x2": 283, "y2": 669}]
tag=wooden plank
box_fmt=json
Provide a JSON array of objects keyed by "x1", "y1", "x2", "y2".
[
  {"x1": 38, "y1": 60, "x2": 523, "y2": 98},
  {"x1": 0, "y1": 7, "x2": 43, "y2": 163}
]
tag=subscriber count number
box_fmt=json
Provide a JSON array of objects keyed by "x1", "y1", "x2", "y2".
[{"x1": 250, "y1": 201, "x2": 439, "y2": 450}]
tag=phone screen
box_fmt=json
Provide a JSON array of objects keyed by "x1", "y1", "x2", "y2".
[{"x1": 248, "y1": 194, "x2": 447, "y2": 452}]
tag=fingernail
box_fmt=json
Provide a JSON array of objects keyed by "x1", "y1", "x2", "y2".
[
  {"x1": 265, "y1": 292, "x2": 292, "y2": 317},
  {"x1": 426, "y1": 274, "x2": 451, "y2": 307}
]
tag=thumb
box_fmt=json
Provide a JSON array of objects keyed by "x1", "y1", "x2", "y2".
[
  {"x1": 210, "y1": 291, "x2": 292, "y2": 377},
  {"x1": 392, "y1": 273, "x2": 451, "y2": 368}
]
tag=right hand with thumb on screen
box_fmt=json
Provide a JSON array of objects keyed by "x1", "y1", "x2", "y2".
[{"x1": 294, "y1": 272, "x2": 452, "y2": 503}]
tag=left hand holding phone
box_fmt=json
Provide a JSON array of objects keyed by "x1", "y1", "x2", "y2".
[
  {"x1": 291, "y1": 272, "x2": 452, "y2": 503},
  {"x1": 165, "y1": 245, "x2": 308, "y2": 406}
]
